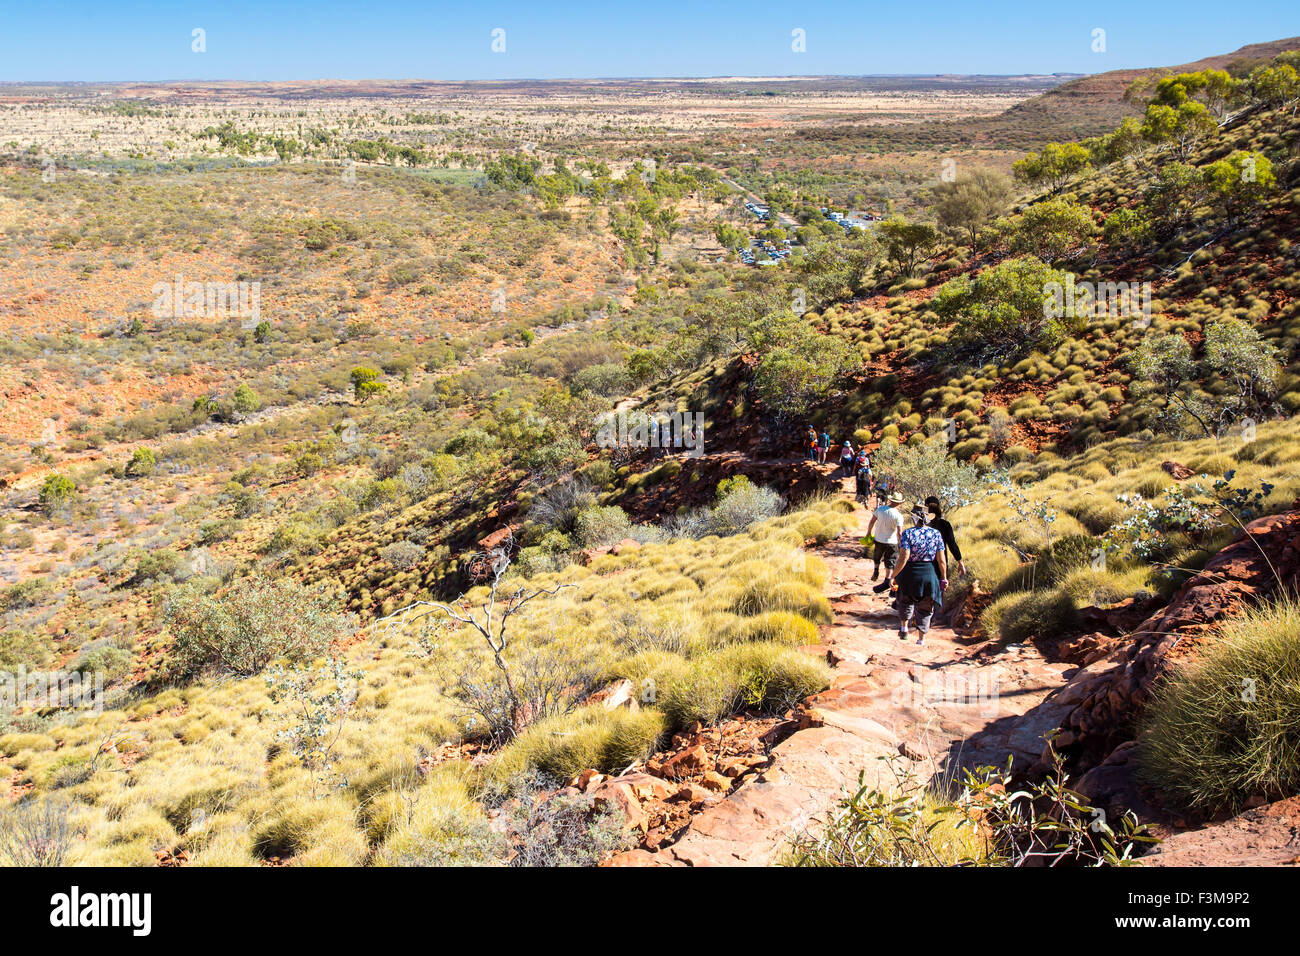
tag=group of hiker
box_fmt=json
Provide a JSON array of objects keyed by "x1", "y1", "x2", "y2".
[
  {"x1": 805, "y1": 425, "x2": 965, "y2": 646},
  {"x1": 867, "y1": 494, "x2": 964, "y2": 645}
]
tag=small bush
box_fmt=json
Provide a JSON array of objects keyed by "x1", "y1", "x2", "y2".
[
  {"x1": 1138, "y1": 599, "x2": 1300, "y2": 814},
  {"x1": 659, "y1": 642, "x2": 829, "y2": 728},
  {"x1": 494, "y1": 706, "x2": 667, "y2": 780},
  {"x1": 979, "y1": 588, "x2": 1077, "y2": 643},
  {"x1": 0, "y1": 798, "x2": 73, "y2": 866},
  {"x1": 162, "y1": 579, "x2": 356, "y2": 679},
  {"x1": 380, "y1": 540, "x2": 424, "y2": 570},
  {"x1": 740, "y1": 611, "x2": 820, "y2": 645},
  {"x1": 574, "y1": 505, "x2": 632, "y2": 548},
  {"x1": 703, "y1": 479, "x2": 784, "y2": 537},
  {"x1": 124, "y1": 447, "x2": 157, "y2": 477}
]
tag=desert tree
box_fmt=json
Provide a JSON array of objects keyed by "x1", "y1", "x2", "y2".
[
  {"x1": 376, "y1": 536, "x2": 582, "y2": 742},
  {"x1": 877, "y1": 216, "x2": 939, "y2": 277},
  {"x1": 1012, "y1": 142, "x2": 1090, "y2": 194},
  {"x1": 1140, "y1": 100, "x2": 1217, "y2": 159},
  {"x1": 930, "y1": 169, "x2": 1013, "y2": 253},
  {"x1": 1202, "y1": 150, "x2": 1277, "y2": 224}
]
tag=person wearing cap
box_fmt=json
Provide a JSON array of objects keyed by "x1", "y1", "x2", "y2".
[
  {"x1": 881, "y1": 502, "x2": 947, "y2": 644},
  {"x1": 866, "y1": 490, "x2": 905, "y2": 582},
  {"x1": 854, "y1": 452, "x2": 873, "y2": 504}
]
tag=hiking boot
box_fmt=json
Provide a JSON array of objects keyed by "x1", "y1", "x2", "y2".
[
  {"x1": 898, "y1": 628, "x2": 908, "y2": 640},
  {"x1": 916, "y1": 631, "x2": 927, "y2": 646},
  {"x1": 872, "y1": 580, "x2": 891, "y2": 594}
]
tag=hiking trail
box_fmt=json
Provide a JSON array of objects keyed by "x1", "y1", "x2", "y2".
[{"x1": 614, "y1": 468, "x2": 1074, "y2": 866}]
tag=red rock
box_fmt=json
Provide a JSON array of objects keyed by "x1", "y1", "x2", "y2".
[
  {"x1": 592, "y1": 678, "x2": 640, "y2": 712},
  {"x1": 700, "y1": 770, "x2": 731, "y2": 793},
  {"x1": 615, "y1": 772, "x2": 677, "y2": 802},
  {"x1": 571, "y1": 768, "x2": 605, "y2": 791},
  {"x1": 1161, "y1": 460, "x2": 1194, "y2": 480},
  {"x1": 667, "y1": 783, "x2": 713, "y2": 804},
  {"x1": 591, "y1": 782, "x2": 648, "y2": 833},
  {"x1": 1059, "y1": 511, "x2": 1300, "y2": 776},
  {"x1": 719, "y1": 756, "x2": 766, "y2": 778},
  {"x1": 610, "y1": 538, "x2": 641, "y2": 555},
  {"x1": 795, "y1": 707, "x2": 825, "y2": 730},
  {"x1": 658, "y1": 742, "x2": 709, "y2": 778}
]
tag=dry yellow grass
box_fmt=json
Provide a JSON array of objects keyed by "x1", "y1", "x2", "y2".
[{"x1": 1, "y1": 500, "x2": 844, "y2": 866}]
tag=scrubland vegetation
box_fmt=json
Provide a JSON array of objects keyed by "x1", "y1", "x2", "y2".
[
  {"x1": 3, "y1": 44, "x2": 1300, "y2": 865},
  {"x1": 0, "y1": 496, "x2": 846, "y2": 865}
]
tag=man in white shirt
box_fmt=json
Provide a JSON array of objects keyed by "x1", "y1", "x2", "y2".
[{"x1": 866, "y1": 491, "x2": 905, "y2": 583}]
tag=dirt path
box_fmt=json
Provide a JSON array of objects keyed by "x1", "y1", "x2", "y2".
[{"x1": 615, "y1": 483, "x2": 1074, "y2": 866}]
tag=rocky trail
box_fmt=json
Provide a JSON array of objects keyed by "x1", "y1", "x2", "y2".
[
  {"x1": 610, "y1": 473, "x2": 1076, "y2": 865},
  {"x1": 602, "y1": 474, "x2": 1300, "y2": 867}
]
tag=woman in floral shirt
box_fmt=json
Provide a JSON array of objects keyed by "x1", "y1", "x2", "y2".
[{"x1": 886, "y1": 502, "x2": 948, "y2": 645}]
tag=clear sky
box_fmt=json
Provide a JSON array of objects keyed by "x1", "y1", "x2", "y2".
[{"x1": 0, "y1": 1, "x2": 1295, "y2": 82}]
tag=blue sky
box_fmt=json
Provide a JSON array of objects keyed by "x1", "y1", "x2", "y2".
[{"x1": 0, "y1": 1, "x2": 1295, "y2": 82}]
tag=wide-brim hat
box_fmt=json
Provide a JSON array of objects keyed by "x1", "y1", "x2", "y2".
[{"x1": 886, "y1": 491, "x2": 904, "y2": 505}]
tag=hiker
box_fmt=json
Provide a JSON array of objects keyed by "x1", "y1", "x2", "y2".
[
  {"x1": 872, "y1": 472, "x2": 892, "y2": 508},
  {"x1": 925, "y1": 495, "x2": 967, "y2": 578},
  {"x1": 865, "y1": 490, "x2": 904, "y2": 582},
  {"x1": 879, "y1": 501, "x2": 947, "y2": 645},
  {"x1": 818, "y1": 429, "x2": 831, "y2": 465},
  {"x1": 854, "y1": 454, "x2": 873, "y2": 504},
  {"x1": 806, "y1": 426, "x2": 819, "y2": 462},
  {"x1": 838, "y1": 440, "x2": 855, "y2": 476}
]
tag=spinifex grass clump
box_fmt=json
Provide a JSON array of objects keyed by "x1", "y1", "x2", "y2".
[
  {"x1": 1137, "y1": 598, "x2": 1300, "y2": 814},
  {"x1": 0, "y1": 500, "x2": 839, "y2": 866}
]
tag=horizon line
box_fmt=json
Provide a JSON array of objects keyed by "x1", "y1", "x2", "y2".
[{"x1": 0, "y1": 71, "x2": 1092, "y2": 86}]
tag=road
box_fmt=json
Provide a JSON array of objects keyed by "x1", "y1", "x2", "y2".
[{"x1": 721, "y1": 176, "x2": 799, "y2": 229}]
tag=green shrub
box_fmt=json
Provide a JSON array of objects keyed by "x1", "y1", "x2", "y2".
[
  {"x1": 659, "y1": 642, "x2": 829, "y2": 728},
  {"x1": 162, "y1": 579, "x2": 356, "y2": 679},
  {"x1": 124, "y1": 447, "x2": 157, "y2": 477},
  {"x1": 979, "y1": 588, "x2": 1077, "y2": 643},
  {"x1": 37, "y1": 474, "x2": 76, "y2": 514},
  {"x1": 0, "y1": 630, "x2": 54, "y2": 669},
  {"x1": 730, "y1": 579, "x2": 832, "y2": 624},
  {"x1": 1138, "y1": 599, "x2": 1300, "y2": 815},
  {"x1": 494, "y1": 706, "x2": 667, "y2": 779},
  {"x1": 740, "y1": 611, "x2": 820, "y2": 645},
  {"x1": 574, "y1": 505, "x2": 632, "y2": 548}
]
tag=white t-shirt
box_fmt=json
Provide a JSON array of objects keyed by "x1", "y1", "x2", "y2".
[{"x1": 872, "y1": 506, "x2": 903, "y2": 545}]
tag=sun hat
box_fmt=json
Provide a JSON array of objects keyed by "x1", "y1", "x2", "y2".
[{"x1": 887, "y1": 491, "x2": 904, "y2": 505}]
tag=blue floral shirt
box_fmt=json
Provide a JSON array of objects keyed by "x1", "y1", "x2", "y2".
[{"x1": 899, "y1": 526, "x2": 943, "y2": 562}]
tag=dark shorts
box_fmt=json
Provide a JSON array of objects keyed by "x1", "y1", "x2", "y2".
[{"x1": 871, "y1": 541, "x2": 898, "y2": 570}]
